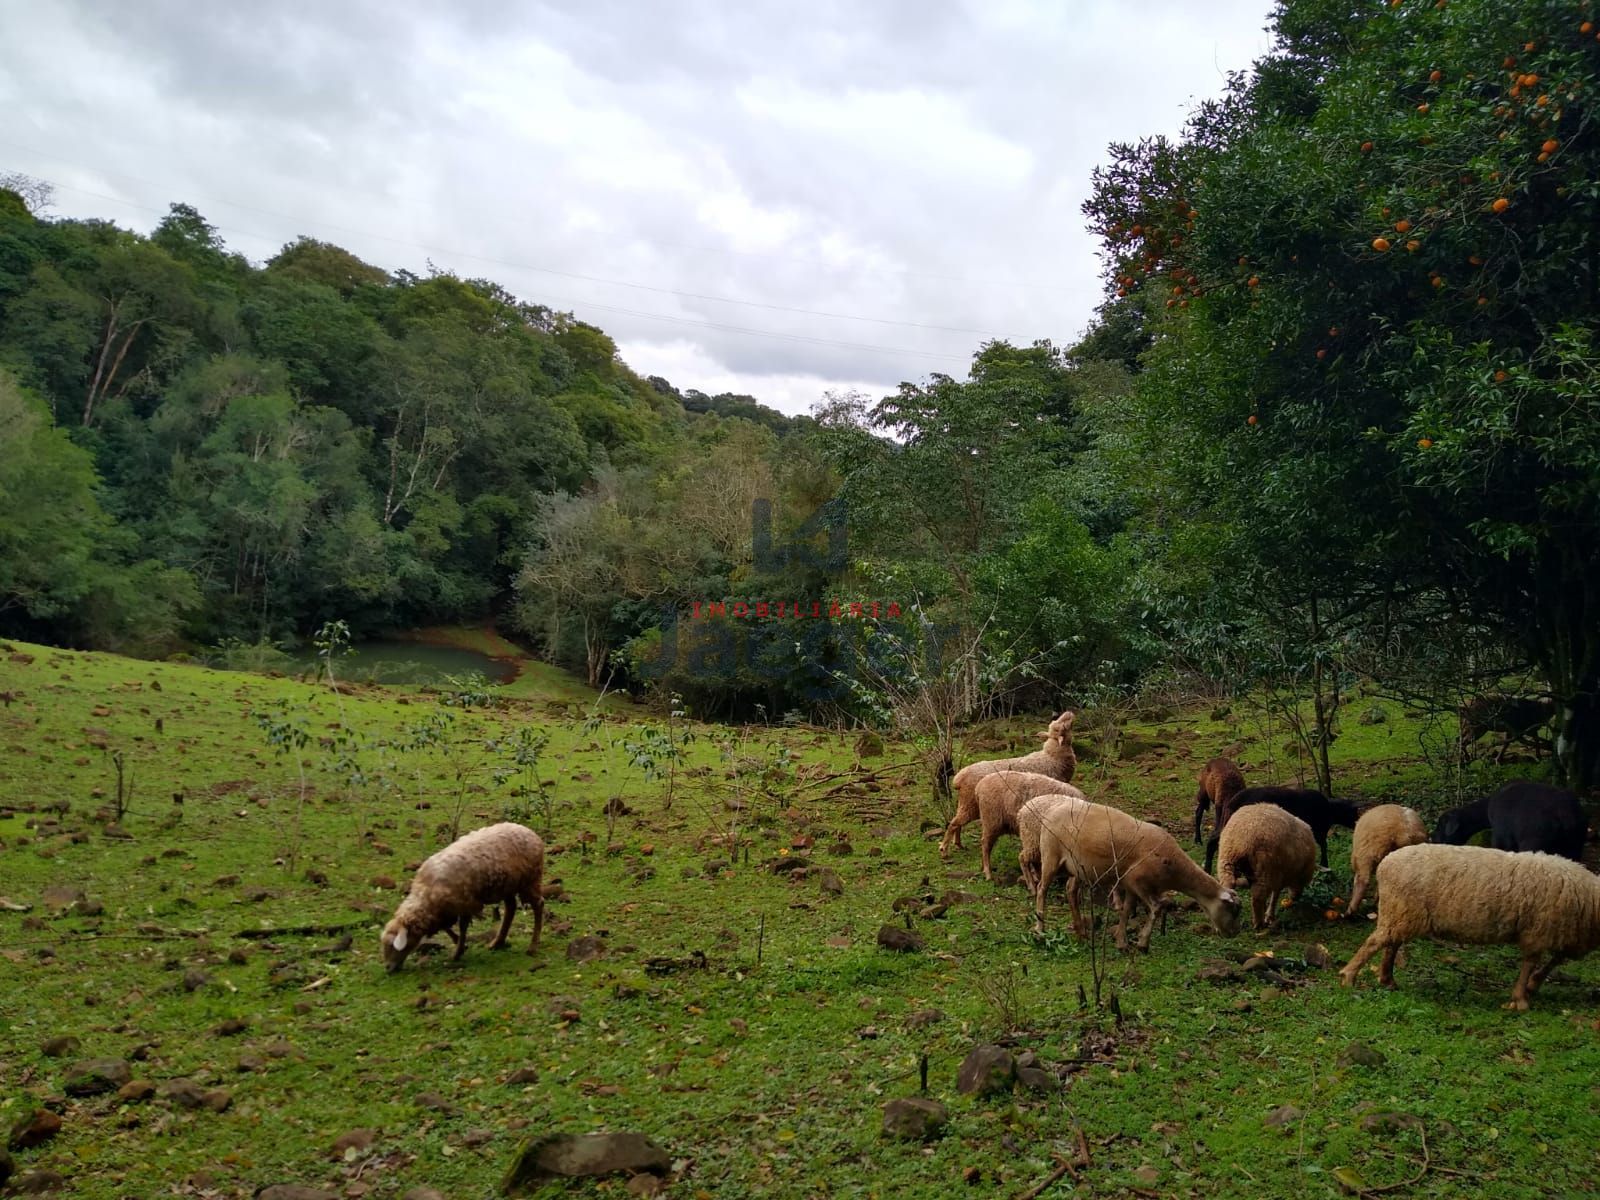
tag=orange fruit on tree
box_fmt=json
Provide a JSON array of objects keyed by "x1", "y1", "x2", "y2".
[
  {"x1": 1478, "y1": 295, "x2": 1489, "y2": 305},
  {"x1": 1503, "y1": 55, "x2": 1517, "y2": 68},
  {"x1": 1360, "y1": 140, "x2": 1374, "y2": 152},
  {"x1": 1492, "y1": 197, "x2": 1511, "y2": 213},
  {"x1": 1417, "y1": 102, "x2": 1431, "y2": 113},
  {"x1": 1468, "y1": 254, "x2": 1483, "y2": 265},
  {"x1": 1525, "y1": 40, "x2": 1537, "y2": 51},
  {"x1": 1372, "y1": 236, "x2": 1392, "y2": 252},
  {"x1": 1418, "y1": 437, "x2": 1434, "y2": 448},
  {"x1": 1394, "y1": 219, "x2": 1412, "y2": 233},
  {"x1": 1329, "y1": 326, "x2": 1340, "y2": 336},
  {"x1": 1429, "y1": 69, "x2": 1443, "y2": 82},
  {"x1": 1247, "y1": 275, "x2": 1260, "y2": 287},
  {"x1": 1584, "y1": 21, "x2": 1595, "y2": 32},
  {"x1": 1316, "y1": 348, "x2": 1327, "y2": 360},
  {"x1": 1536, "y1": 94, "x2": 1550, "y2": 106},
  {"x1": 1543, "y1": 138, "x2": 1561, "y2": 153},
  {"x1": 1495, "y1": 369, "x2": 1509, "y2": 382},
  {"x1": 1406, "y1": 239, "x2": 1421, "y2": 252},
  {"x1": 1538, "y1": 151, "x2": 1550, "y2": 162},
  {"x1": 1247, "y1": 414, "x2": 1259, "y2": 425}
]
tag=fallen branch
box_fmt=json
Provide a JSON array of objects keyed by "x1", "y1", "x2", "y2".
[
  {"x1": 1342, "y1": 1126, "x2": 1431, "y2": 1197},
  {"x1": 236, "y1": 919, "x2": 372, "y2": 940},
  {"x1": 1014, "y1": 1123, "x2": 1091, "y2": 1200}
]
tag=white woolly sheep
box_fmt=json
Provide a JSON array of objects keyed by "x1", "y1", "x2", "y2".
[
  {"x1": 1034, "y1": 799, "x2": 1240, "y2": 951},
  {"x1": 1217, "y1": 803, "x2": 1317, "y2": 931},
  {"x1": 380, "y1": 822, "x2": 546, "y2": 972},
  {"x1": 941, "y1": 711, "x2": 1077, "y2": 859},
  {"x1": 1346, "y1": 804, "x2": 1428, "y2": 915},
  {"x1": 1018, "y1": 792, "x2": 1093, "y2": 898},
  {"x1": 973, "y1": 770, "x2": 1088, "y2": 881},
  {"x1": 1339, "y1": 843, "x2": 1600, "y2": 1010}
]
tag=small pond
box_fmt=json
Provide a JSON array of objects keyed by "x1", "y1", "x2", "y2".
[{"x1": 294, "y1": 640, "x2": 518, "y2": 686}]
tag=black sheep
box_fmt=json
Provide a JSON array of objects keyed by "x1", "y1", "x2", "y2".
[
  {"x1": 1431, "y1": 780, "x2": 1587, "y2": 862},
  {"x1": 1204, "y1": 785, "x2": 1360, "y2": 874}
]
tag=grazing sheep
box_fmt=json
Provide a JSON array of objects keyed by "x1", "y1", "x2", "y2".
[
  {"x1": 1458, "y1": 695, "x2": 1555, "y2": 761},
  {"x1": 1204, "y1": 785, "x2": 1359, "y2": 873},
  {"x1": 1339, "y1": 843, "x2": 1600, "y2": 1010},
  {"x1": 973, "y1": 770, "x2": 1088, "y2": 881},
  {"x1": 1347, "y1": 804, "x2": 1428, "y2": 915},
  {"x1": 1018, "y1": 792, "x2": 1093, "y2": 898},
  {"x1": 940, "y1": 711, "x2": 1077, "y2": 859},
  {"x1": 1217, "y1": 804, "x2": 1317, "y2": 931},
  {"x1": 1193, "y1": 757, "x2": 1246, "y2": 844},
  {"x1": 1431, "y1": 780, "x2": 1587, "y2": 862},
  {"x1": 1034, "y1": 799, "x2": 1240, "y2": 950},
  {"x1": 380, "y1": 822, "x2": 546, "y2": 972}
]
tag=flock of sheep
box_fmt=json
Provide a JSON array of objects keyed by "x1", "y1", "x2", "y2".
[
  {"x1": 940, "y1": 710, "x2": 1598, "y2": 1012},
  {"x1": 374, "y1": 707, "x2": 1597, "y2": 1013}
]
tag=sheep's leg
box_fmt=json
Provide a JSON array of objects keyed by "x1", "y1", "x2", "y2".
[
  {"x1": 1346, "y1": 870, "x2": 1369, "y2": 916},
  {"x1": 1019, "y1": 850, "x2": 1038, "y2": 897},
  {"x1": 1250, "y1": 889, "x2": 1268, "y2": 932},
  {"x1": 1065, "y1": 876, "x2": 1085, "y2": 939},
  {"x1": 451, "y1": 915, "x2": 471, "y2": 961},
  {"x1": 1339, "y1": 931, "x2": 1389, "y2": 987},
  {"x1": 1203, "y1": 833, "x2": 1220, "y2": 875},
  {"x1": 489, "y1": 895, "x2": 517, "y2": 949},
  {"x1": 527, "y1": 889, "x2": 544, "y2": 954},
  {"x1": 1317, "y1": 832, "x2": 1330, "y2": 868},
  {"x1": 1377, "y1": 944, "x2": 1398, "y2": 988},
  {"x1": 1036, "y1": 839, "x2": 1062, "y2": 933},
  {"x1": 1135, "y1": 894, "x2": 1161, "y2": 952},
  {"x1": 1113, "y1": 890, "x2": 1135, "y2": 951},
  {"x1": 979, "y1": 821, "x2": 998, "y2": 881},
  {"x1": 1192, "y1": 788, "x2": 1209, "y2": 844},
  {"x1": 1508, "y1": 954, "x2": 1540, "y2": 1011},
  {"x1": 1530, "y1": 951, "x2": 1568, "y2": 992}
]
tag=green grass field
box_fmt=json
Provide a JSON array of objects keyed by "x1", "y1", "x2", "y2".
[{"x1": 1, "y1": 640, "x2": 1595, "y2": 1199}]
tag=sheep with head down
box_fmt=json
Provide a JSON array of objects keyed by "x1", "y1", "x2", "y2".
[
  {"x1": 380, "y1": 822, "x2": 546, "y2": 972},
  {"x1": 972, "y1": 770, "x2": 1087, "y2": 881},
  {"x1": 1340, "y1": 842, "x2": 1600, "y2": 1010},
  {"x1": 1216, "y1": 803, "x2": 1317, "y2": 931},
  {"x1": 1346, "y1": 803, "x2": 1428, "y2": 915}
]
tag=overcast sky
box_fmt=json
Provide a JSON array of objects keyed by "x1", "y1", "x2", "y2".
[{"x1": 0, "y1": 0, "x2": 1275, "y2": 415}]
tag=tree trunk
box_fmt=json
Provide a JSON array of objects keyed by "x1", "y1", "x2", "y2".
[{"x1": 1553, "y1": 691, "x2": 1600, "y2": 791}]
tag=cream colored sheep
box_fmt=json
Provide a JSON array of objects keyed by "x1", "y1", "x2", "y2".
[
  {"x1": 1339, "y1": 843, "x2": 1600, "y2": 1010},
  {"x1": 1017, "y1": 793, "x2": 1092, "y2": 898},
  {"x1": 1346, "y1": 804, "x2": 1428, "y2": 915},
  {"x1": 973, "y1": 770, "x2": 1088, "y2": 881},
  {"x1": 1217, "y1": 803, "x2": 1317, "y2": 931},
  {"x1": 380, "y1": 822, "x2": 546, "y2": 972},
  {"x1": 941, "y1": 711, "x2": 1076, "y2": 859},
  {"x1": 1034, "y1": 799, "x2": 1240, "y2": 950}
]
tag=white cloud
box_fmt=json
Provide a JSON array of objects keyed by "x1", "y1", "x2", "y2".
[{"x1": 0, "y1": 0, "x2": 1275, "y2": 415}]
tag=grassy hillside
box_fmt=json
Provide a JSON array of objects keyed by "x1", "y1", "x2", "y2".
[{"x1": 0, "y1": 642, "x2": 1594, "y2": 1199}]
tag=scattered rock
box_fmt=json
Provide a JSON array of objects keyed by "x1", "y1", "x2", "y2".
[
  {"x1": 157, "y1": 1079, "x2": 207, "y2": 1109},
  {"x1": 201, "y1": 1089, "x2": 232, "y2": 1113},
  {"x1": 957, "y1": 1045, "x2": 1016, "y2": 1096},
  {"x1": 257, "y1": 1188, "x2": 339, "y2": 1200},
  {"x1": 117, "y1": 1080, "x2": 155, "y2": 1103},
  {"x1": 39, "y1": 1035, "x2": 80, "y2": 1058},
  {"x1": 8, "y1": 1168, "x2": 66, "y2": 1194},
  {"x1": 939, "y1": 890, "x2": 979, "y2": 906},
  {"x1": 1360, "y1": 1111, "x2": 1422, "y2": 1134},
  {"x1": 212, "y1": 1017, "x2": 250, "y2": 1037},
  {"x1": 1263, "y1": 1105, "x2": 1302, "y2": 1130},
  {"x1": 1337, "y1": 1042, "x2": 1387, "y2": 1070},
  {"x1": 8, "y1": 1109, "x2": 62, "y2": 1151},
  {"x1": 413, "y1": 1092, "x2": 454, "y2": 1113},
  {"x1": 827, "y1": 841, "x2": 854, "y2": 856},
  {"x1": 1016, "y1": 1066, "x2": 1059, "y2": 1094},
  {"x1": 461, "y1": 1128, "x2": 495, "y2": 1148},
  {"x1": 876, "y1": 925, "x2": 923, "y2": 953},
  {"x1": 1134, "y1": 1165, "x2": 1161, "y2": 1186},
  {"x1": 505, "y1": 1067, "x2": 540, "y2": 1086},
  {"x1": 502, "y1": 1132, "x2": 670, "y2": 1191},
  {"x1": 182, "y1": 968, "x2": 210, "y2": 992},
  {"x1": 40, "y1": 886, "x2": 85, "y2": 913},
  {"x1": 332, "y1": 1129, "x2": 376, "y2": 1157},
  {"x1": 815, "y1": 868, "x2": 844, "y2": 896},
  {"x1": 626, "y1": 1174, "x2": 662, "y2": 1197},
  {"x1": 917, "y1": 903, "x2": 948, "y2": 920},
  {"x1": 62, "y1": 1058, "x2": 130, "y2": 1096},
  {"x1": 905, "y1": 1008, "x2": 944, "y2": 1028},
  {"x1": 1304, "y1": 943, "x2": 1333, "y2": 970},
  {"x1": 566, "y1": 936, "x2": 606, "y2": 963},
  {"x1": 769, "y1": 856, "x2": 809, "y2": 874},
  {"x1": 882, "y1": 1097, "x2": 948, "y2": 1141}
]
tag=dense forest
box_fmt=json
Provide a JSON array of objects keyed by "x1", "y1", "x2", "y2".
[{"x1": 2, "y1": 0, "x2": 1598, "y2": 787}]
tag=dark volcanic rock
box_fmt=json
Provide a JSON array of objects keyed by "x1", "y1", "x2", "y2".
[
  {"x1": 62, "y1": 1058, "x2": 130, "y2": 1096},
  {"x1": 882, "y1": 1097, "x2": 948, "y2": 1140},
  {"x1": 8, "y1": 1109, "x2": 62, "y2": 1151},
  {"x1": 956, "y1": 1045, "x2": 1016, "y2": 1096},
  {"x1": 502, "y1": 1132, "x2": 670, "y2": 1191},
  {"x1": 876, "y1": 925, "x2": 923, "y2": 952}
]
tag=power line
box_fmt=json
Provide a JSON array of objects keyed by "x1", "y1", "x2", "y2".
[{"x1": 25, "y1": 177, "x2": 973, "y2": 364}]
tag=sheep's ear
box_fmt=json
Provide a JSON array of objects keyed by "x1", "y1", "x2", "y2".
[{"x1": 392, "y1": 927, "x2": 408, "y2": 952}]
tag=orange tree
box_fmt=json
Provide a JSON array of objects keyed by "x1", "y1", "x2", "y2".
[{"x1": 1085, "y1": 0, "x2": 1600, "y2": 787}]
